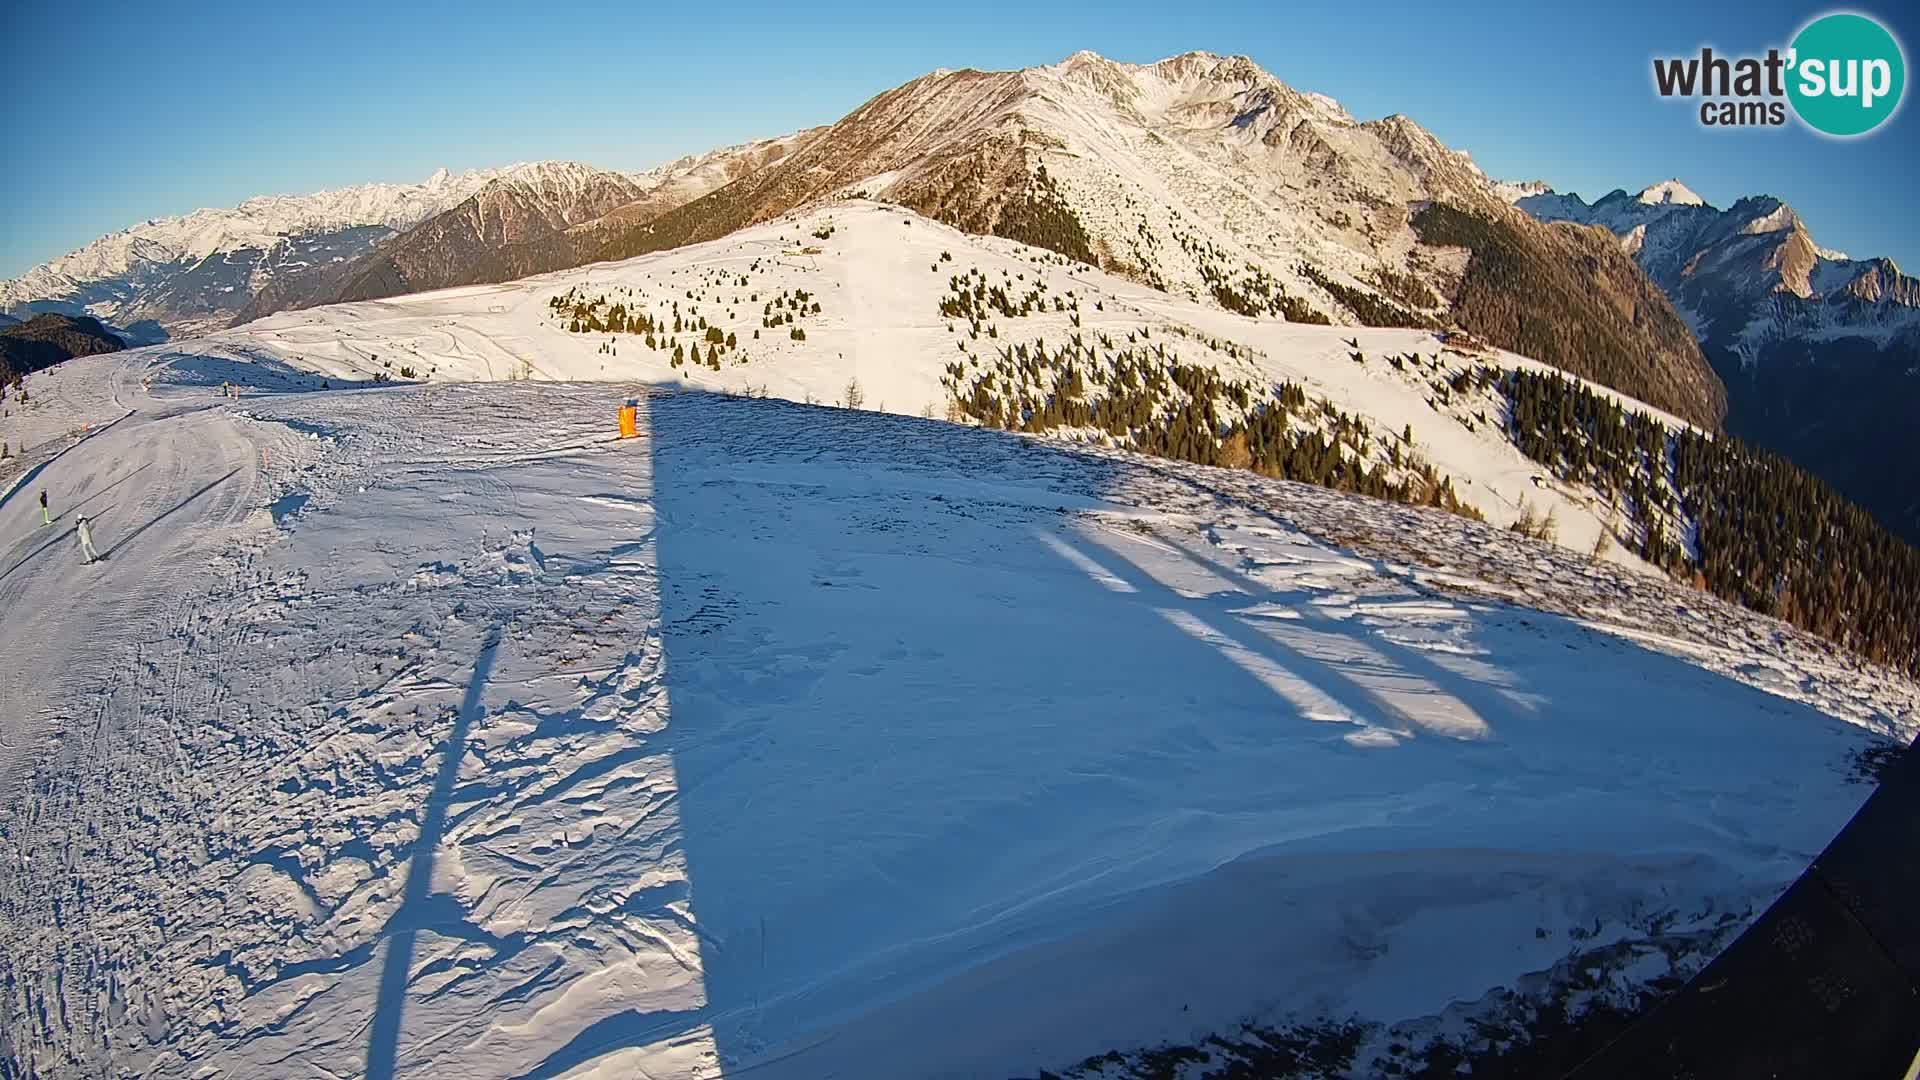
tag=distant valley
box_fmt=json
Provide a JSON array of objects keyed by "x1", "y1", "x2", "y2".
[{"x1": 1507, "y1": 179, "x2": 1920, "y2": 541}]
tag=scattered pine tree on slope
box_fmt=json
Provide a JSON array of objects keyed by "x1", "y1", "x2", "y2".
[
  {"x1": 943, "y1": 340, "x2": 1477, "y2": 519},
  {"x1": 1500, "y1": 367, "x2": 1920, "y2": 678},
  {"x1": 1300, "y1": 264, "x2": 1434, "y2": 329}
]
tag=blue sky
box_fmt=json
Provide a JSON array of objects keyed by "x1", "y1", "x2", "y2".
[{"x1": 3, "y1": 0, "x2": 1915, "y2": 278}]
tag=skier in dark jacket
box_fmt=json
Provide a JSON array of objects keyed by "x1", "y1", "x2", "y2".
[{"x1": 39, "y1": 490, "x2": 49, "y2": 527}]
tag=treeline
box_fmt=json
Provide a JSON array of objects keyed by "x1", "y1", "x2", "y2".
[
  {"x1": 1502, "y1": 368, "x2": 1920, "y2": 677},
  {"x1": 1503, "y1": 368, "x2": 1679, "y2": 557},
  {"x1": 1412, "y1": 202, "x2": 1726, "y2": 430},
  {"x1": 993, "y1": 165, "x2": 1098, "y2": 267},
  {"x1": 1300, "y1": 264, "x2": 1434, "y2": 329},
  {"x1": 1367, "y1": 265, "x2": 1442, "y2": 311},
  {"x1": 943, "y1": 336, "x2": 1476, "y2": 516},
  {"x1": 0, "y1": 313, "x2": 125, "y2": 389}
]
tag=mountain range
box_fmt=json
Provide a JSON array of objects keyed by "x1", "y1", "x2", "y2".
[
  {"x1": 0, "y1": 167, "x2": 511, "y2": 340},
  {"x1": 3, "y1": 52, "x2": 1722, "y2": 429},
  {"x1": 5, "y1": 50, "x2": 1915, "y2": 537},
  {"x1": 1506, "y1": 179, "x2": 1920, "y2": 540},
  {"x1": 573, "y1": 50, "x2": 1722, "y2": 428},
  {"x1": 0, "y1": 143, "x2": 812, "y2": 342},
  {"x1": 235, "y1": 135, "x2": 818, "y2": 322}
]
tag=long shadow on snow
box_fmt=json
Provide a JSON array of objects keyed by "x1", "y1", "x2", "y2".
[
  {"x1": 0, "y1": 502, "x2": 121, "y2": 585},
  {"x1": 0, "y1": 454, "x2": 61, "y2": 516},
  {"x1": 589, "y1": 391, "x2": 1554, "y2": 1076},
  {"x1": 365, "y1": 627, "x2": 502, "y2": 1080},
  {"x1": 1056, "y1": 526, "x2": 1489, "y2": 743},
  {"x1": 0, "y1": 411, "x2": 139, "y2": 515},
  {"x1": 69, "y1": 462, "x2": 152, "y2": 519},
  {"x1": 94, "y1": 467, "x2": 239, "y2": 563},
  {"x1": 1140, "y1": 461, "x2": 1889, "y2": 756},
  {"x1": 1132, "y1": 462, "x2": 1537, "y2": 717},
  {"x1": 510, "y1": 390, "x2": 1880, "y2": 1079},
  {"x1": 1145, "y1": 525, "x2": 1537, "y2": 736},
  {"x1": 155, "y1": 345, "x2": 385, "y2": 397}
]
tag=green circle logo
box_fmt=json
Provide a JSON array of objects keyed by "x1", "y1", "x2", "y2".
[{"x1": 1788, "y1": 13, "x2": 1906, "y2": 136}]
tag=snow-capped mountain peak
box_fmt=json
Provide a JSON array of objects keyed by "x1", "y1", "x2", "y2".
[
  {"x1": 1637, "y1": 179, "x2": 1705, "y2": 206},
  {"x1": 0, "y1": 158, "x2": 778, "y2": 341},
  {"x1": 1737, "y1": 196, "x2": 1802, "y2": 236},
  {"x1": 1492, "y1": 179, "x2": 1553, "y2": 201},
  {"x1": 0, "y1": 165, "x2": 519, "y2": 336},
  {"x1": 464, "y1": 161, "x2": 648, "y2": 223}
]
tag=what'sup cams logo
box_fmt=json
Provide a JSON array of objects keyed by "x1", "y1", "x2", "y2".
[{"x1": 1653, "y1": 11, "x2": 1906, "y2": 136}]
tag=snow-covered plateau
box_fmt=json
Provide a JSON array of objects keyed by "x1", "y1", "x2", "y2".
[{"x1": 0, "y1": 201, "x2": 1914, "y2": 1079}]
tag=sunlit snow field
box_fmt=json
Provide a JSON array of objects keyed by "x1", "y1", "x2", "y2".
[{"x1": 0, "y1": 342, "x2": 1912, "y2": 1078}]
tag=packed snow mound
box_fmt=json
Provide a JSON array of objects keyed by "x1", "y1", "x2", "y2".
[{"x1": 0, "y1": 347, "x2": 1913, "y2": 1079}]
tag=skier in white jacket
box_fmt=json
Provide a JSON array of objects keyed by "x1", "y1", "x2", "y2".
[{"x1": 76, "y1": 515, "x2": 100, "y2": 564}]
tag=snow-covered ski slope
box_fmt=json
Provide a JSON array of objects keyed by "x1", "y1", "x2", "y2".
[
  {"x1": 205, "y1": 200, "x2": 1688, "y2": 571},
  {"x1": 0, "y1": 343, "x2": 1914, "y2": 1078}
]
